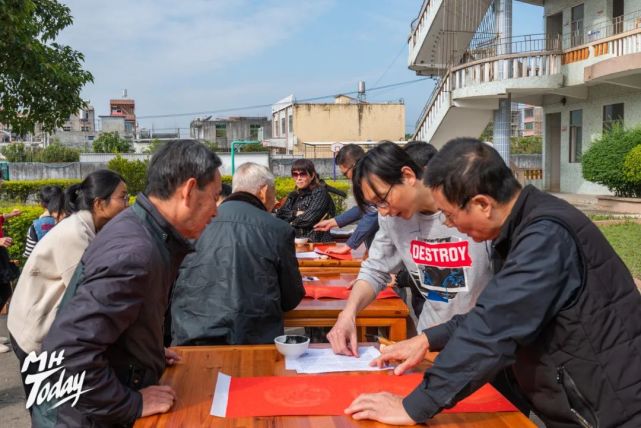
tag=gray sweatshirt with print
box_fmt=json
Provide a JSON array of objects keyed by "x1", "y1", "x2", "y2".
[{"x1": 357, "y1": 212, "x2": 493, "y2": 331}]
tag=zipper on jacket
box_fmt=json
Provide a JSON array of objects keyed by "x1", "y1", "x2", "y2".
[{"x1": 556, "y1": 366, "x2": 599, "y2": 428}]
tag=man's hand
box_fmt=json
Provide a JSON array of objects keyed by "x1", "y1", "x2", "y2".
[
  {"x1": 164, "y1": 347, "x2": 181, "y2": 366},
  {"x1": 140, "y1": 385, "x2": 177, "y2": 417},
  {"x1": 327, "y1": 311, "x2": 359, "y2": 357},
  {"x1": 326, "y1": 244, "x2": 351, "y2": 255},
  {"x1": 370, "y1": 333, "x2": 430, "y2": 375},
  {"x1": 0, "y1": 237, "x2": 13, "y2": 248},
  {"x1": 345, "y1": 392, "x2": 416, "y2": 425},
  {"x1": 314, "y1": 218, "x2": 338, "y2": 231}
]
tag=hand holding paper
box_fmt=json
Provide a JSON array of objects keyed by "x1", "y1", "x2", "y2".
[
  {"x1": 345, "y1": 391, "x2": 415, "y2": 425},
  {"x1": 371, "y1": 333, "x2": 430, "y2": 375}
]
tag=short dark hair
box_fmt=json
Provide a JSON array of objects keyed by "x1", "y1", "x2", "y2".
[
  {"x1": 424, "y1": 138, "x2": 521, "y2": 206},
  {"x1": 291, "y1": 158, "x2": 320, "y2": 188},
  {"x1": 335, "y1": 144, "x2": 365, "y2": 167},
  {"x1": 352, "y1": 141, "x2": 421, "y2": 211},
  {"x1": 66, "y1": 169, "x2": 125, "y2": 213},
  {"x1": 404, "y1": 140, "x2": 437, "y2": 170},
  {"x1": 146, "y1": 140, "x2": 222, "y2": 199}
]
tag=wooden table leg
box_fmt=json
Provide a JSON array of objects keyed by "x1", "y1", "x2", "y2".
[{"x1": 388, "y1": 318, "x2": 407, "y2": 342}]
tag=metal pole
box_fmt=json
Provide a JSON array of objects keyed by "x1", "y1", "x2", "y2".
[
  {"x1": 230, "y1": 140, "x2": 259, "y2": 175},
  {"x1": 494, "y1": 0, "x2": 513, "y2": 165}
]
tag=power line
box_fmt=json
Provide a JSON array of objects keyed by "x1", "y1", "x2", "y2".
[
  {"x1": 372, "y1": 42, "x2": 407, "y2": 88},
  {"x1": 137, "y1": 78, "x2": 432, "y2": 120}
]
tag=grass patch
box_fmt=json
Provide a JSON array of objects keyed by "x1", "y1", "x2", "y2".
[{"x1": 599, "y1": 222, "x2": 641, "y2": 278}]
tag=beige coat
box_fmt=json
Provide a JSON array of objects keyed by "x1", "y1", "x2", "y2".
[{"x1": 8, "y1": 210, "x2": 96, "y2": 353}]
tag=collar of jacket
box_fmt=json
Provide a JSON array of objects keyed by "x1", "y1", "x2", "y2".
[
  {"x1": 133, "y1": 192, "x2": 194, "y2": 255},
  {"x1": 492, "y1": 185, "x2": 536, "y2": 258},
  {"x1": 222, "y1": 191, "x2": 267, "y2": 211}
]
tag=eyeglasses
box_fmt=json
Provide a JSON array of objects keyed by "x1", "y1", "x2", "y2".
[
  {"x1": 112, "y1": 193, "x2": 130, "y2": 206},
  {"x1": 341, "y1": 164, "x2": 355, "y2": 178},
  {"x1": 370, "y1": 183, "x2": 395, "y2": 209},
  {"x1": 291, "y1": 171, "x2": 309, "y2": 178},
  {"x1": 442, "y1": 196, "x2": 471, "y2": 224}
]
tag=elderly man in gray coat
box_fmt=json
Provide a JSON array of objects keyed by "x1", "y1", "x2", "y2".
[{"x1": 171, "y1": 162, "x2": 305, "y2": 346}]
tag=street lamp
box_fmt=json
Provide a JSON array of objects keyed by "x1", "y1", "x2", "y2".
[{"x1": 230, "y1": 140, "x2": 260, "y2": 175}]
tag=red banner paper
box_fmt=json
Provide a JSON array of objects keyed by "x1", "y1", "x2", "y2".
[
  {"x1": 304, "y1": 285, "x2": 398, "y2": 300},
  {"x1": 410, "y1": 239, "x2": 471, "y2": 268},
  {"x1": 313, "y1": 245, "x2": 354, "y2": 260},
  {"x1": 223, "y1": 373, "x2": 516, "y2": 417}
]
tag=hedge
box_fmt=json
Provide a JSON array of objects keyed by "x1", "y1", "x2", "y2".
[
  {"x1": 624, "y1": 145, "x2": 641, "y2": 186},
  {"x1": 0, "y1": 179, "x2": 81, "y2": 203},
  {"x1": 582, "y1": 125, "x2": 641, "y2": 197},
  {"x1": 1, "y1": 204, "x2": 45, "y2": 262}
]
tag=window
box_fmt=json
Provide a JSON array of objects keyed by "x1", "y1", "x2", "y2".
[
  {"x1": 525, "y1": 122, "x2": 534, "y2": 130},
  {"x1": 281, "y1": 117, "x2": 286, "y2": 135},
  {"x1": 603, "y1": 103, "x2": 624, "y2": 132},
  {"x1": 524, "y1": 108, "x2": 534, "y2": 119},
  {"x1": 569, "y1": 109, "x2": 582, "y2": 163},
  {"x1": 215, "y1": 124, "x2": 226, "y2": 139},
  {"x1": 249, "y1": 124, "x2": 260, "y2": 140},
  {"x1": 288, "y1": 115, "x2": 293, "y2": 134},
  {"x1": 571, "y1": 4, "x2": 584, "y2": 47}
]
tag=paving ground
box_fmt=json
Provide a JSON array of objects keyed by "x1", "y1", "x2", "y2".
[
  {"x1": 0, "y1": 315, "x2": 29, "y2": 428},
  {"x1": 0, "y1": 192, "x2": 638, "y2": 427}
]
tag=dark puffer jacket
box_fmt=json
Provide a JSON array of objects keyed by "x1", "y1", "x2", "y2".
[
  {"x1": 171, "y1": 191, "x2": 305, "y2": 346},
  {"x1": 34, "y1": 194, "x2": 193, "y2": 427}
]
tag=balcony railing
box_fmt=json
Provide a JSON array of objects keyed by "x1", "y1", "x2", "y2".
[
  {"x1": 460, "y1": 34, "x2": 561, "y2": 65},
  {"x1": 564, "y1": 9, "x2": 641, "y2": 48},
  {"x1": 414, "y1": 74, "x2": 451, "y2": 140}
]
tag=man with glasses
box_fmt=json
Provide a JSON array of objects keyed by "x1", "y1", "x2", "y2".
[
  {"x1": 327, "y1": 142, "x2": 492, "y2": 361},
  {"x1": 314, "y1": 144, "x2": 379, "y2": 253},
  {"x1": 347, "y1": 138, "x2": 641, "y2": 427}
]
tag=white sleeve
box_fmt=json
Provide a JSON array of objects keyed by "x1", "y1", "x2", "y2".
[{"x1": 357, "y1": 215, "x2": 404, "y2": 295}]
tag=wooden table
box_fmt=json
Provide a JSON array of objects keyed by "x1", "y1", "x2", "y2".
[
  {"x1": 285, "y1": 273, "x2": 409, "y2": 341},
  {"x1": 296, "y1": 242, "x2": 364, "y2": 269},
  {"x1": 134, "y1": 345, "x2": 535, "y2": 427}
]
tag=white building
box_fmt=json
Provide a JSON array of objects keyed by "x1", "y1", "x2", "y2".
[{"x1": 410, "y1": 0, "x2": 641, "y2": 194}]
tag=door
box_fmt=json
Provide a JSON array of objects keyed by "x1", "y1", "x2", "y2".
[
  {"x1": 613, "y1": 0, "x2": 624, "y2": 35},
  {"x1": 545, "y1": 113, "x2": 561, "y2": 192},
  {"x1": 546, "y1": 13, "x2": 563, "y2": 50},
  {"x1": 571, "y1": 4, "x2": 584, "y2": 47}
]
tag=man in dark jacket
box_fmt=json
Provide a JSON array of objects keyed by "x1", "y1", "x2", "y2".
[
  {"x1": 171, "y1": 162, "x2": 305, "y2": 346},
  {"x1": 34, "y1": 141, "x2": 222, "y2": 427},
  {"x1": 346, "y1": 138, "x2": 641, "y2": 427}
]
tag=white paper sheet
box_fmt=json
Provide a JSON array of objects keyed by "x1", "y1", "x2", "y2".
[
  {"x1": 210, "y1": 372, "x2": 231, "y2": 417},
  {"x1": 296, "y1": 251, "x2": 323, "y2": 259},
  {"x1": 285, "y1": 347, "x2": 390, "y2": 374}
]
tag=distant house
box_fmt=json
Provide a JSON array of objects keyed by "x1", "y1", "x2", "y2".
[
  {"x1": 189, "y1": 116, "x2": 271, "y2": 149},
  {"x1": 265, "y1": 94, "x2": 405, "y2": 155},
  {"x1": 53, "y1": 104, "x2": 96, "y2": 148}
]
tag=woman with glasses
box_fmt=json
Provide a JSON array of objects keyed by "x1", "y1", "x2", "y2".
[
  {"x1": 276, "y1": 159, "x2": 336, "y2": 243},
  {"x1": 8, "y1": 169, "x2": 128, "y2": 402},
  {"x1": 327, "y1": 141, "x2": 492, "y2": 358}
]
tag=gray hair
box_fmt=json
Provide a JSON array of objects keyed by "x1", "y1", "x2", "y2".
[{"x1": 232, "y1": 163, "x2": 275, "y2": 195}]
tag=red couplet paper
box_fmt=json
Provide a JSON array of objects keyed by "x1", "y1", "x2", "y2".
[
  {"x1": 304, "y1": 285, "x2": 398, "y2": 300},
  {"x1": 313, "y1": 245, "x2": 354, "y2": 260},
  {"x1": 224, "y1": 372, "x2": 516, "y2": 417}
]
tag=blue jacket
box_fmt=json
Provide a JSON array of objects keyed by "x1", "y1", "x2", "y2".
[{"x1": 335, "y1": 206, "x2": 379, "y2": 249}]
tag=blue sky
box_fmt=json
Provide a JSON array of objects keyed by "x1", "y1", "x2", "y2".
[{"x1": 59, "y1": 0, "x2": 544, "y2": 135}]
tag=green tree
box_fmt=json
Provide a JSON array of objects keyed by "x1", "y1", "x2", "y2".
[
  {"x1": 0, "y1": 143, "x2": 43, "y2": 162},
  {"x1": 511, "y1": 136, "x2": 542, "y2": 154},
  {"x1": 143, "y1": 138, "x2": 166, "y2": 154},
  {"x1": 93, "y1": 132, "x2": 133, "y2": 153},
  {"x1": 480, "y1": 122, "x2": 494, "y2": 142},
  {"x1": 582, "y1": 125, "x2": 641, "y2": 197},
  {"x1": 107, "y1": 155, "x2": 148, "y2": 195},
  {"x1": 40, "y1": 142, "x2": 80, "y2": 162},
  {"x1": 0, "y1": 0, "x2": 93, "y2": 135}
]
